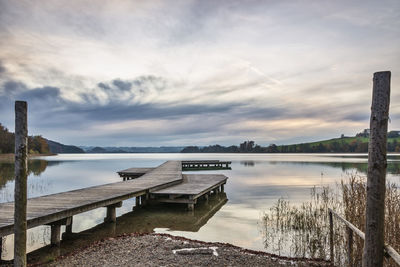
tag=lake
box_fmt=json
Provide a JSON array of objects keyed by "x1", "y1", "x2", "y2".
[{"x1": 0, "y1": 153, "x2": 399, "y2": 261}]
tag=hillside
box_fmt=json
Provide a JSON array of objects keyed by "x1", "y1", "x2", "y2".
[
  {"x1": 45, "y1": 139, "x2": 85, "y2": 154},
  {"x1": 81, "y1": 146, "x2": 184, "y2": 153},
  {"x1": 275, "y1": 136, "x2": 400, "y2": 153},
  {"x1": 181, "y1": 133, "x2": 400, "y2": 153}
]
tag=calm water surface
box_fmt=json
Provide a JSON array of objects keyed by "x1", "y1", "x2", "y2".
[{"x1": 0, "y1": 153, "x2": 399, "y2": 261}]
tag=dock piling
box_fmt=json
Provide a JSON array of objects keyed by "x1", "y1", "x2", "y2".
[
  {"x1": 65, "y1": 217, "x2": 73, "y2": 237},
  {"x1": 47, "y1": 217, "x2": 72, "y2": 245},
  {"x1": 50, "y1": 225, "x2": 61, "y2": 246},
  {"x1": 104, "y1": 202, "x2": 122, "y2": 223}
]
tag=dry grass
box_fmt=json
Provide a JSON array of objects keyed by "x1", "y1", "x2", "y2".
[{"x1": 262, "y1": 173, "x2": 400, "y2": 266}]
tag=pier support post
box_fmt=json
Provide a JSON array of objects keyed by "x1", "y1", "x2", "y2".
[
  {"x1": 188, "y1": 203, "x2": 194, "y2": 211},
  {"x1": 65, "y1": 217, "x2": 73, "y2": 237},
  {"x1": 136, "y1": 196, "x2": 140, "y2": 206},
  {"x1": 48, "y1": 217, "x2": 73, "y2": 244},
  {"x1": 221, "y1": 184, "x2": 224, "y2": 192},
  {"x1": 14, "y1": 101, "x2": 28, "y2": 267},
  {"x1": 104, "y1": 202, "x2": 122, "y2": 223},
  {"x1": 50, "y1": 225, "x2": 61, "y2": 246},
  {"x1": 0, "y1": 237, "x2": 2, "y2": 260}
]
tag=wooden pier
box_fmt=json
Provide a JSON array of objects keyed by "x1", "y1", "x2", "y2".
[
  {"x1": 0, "y1": 160, "x2": 228, "y2": 256},
  {"x1": 151, "y1": 174, "x2": 227, "y2": 211},
  {"x1": 182, "y1": 160, "x2": 231, "y2": 170}
]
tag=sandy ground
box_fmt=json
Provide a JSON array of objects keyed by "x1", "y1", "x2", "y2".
[{"x1": 28, "y1": 233, "x2": 332, "y2": 267}]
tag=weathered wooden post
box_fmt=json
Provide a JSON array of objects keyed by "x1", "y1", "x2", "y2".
[
  {"x1": 329, "y1": 210, "x2": 334, "y2": 265},
  {"x1": 363, "y1": 71, "x2": 391, "y2": 267},
  {"x1": 14, "y1": 101, "x2": 28, "y2": 267},
  {"x1": 347, "y1": 228, "x2": 353, "y2": 267}
]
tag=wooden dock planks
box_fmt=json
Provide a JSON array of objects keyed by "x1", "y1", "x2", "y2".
[
  {"x1": 152, "y1": 174, "x2": 227, "y2": 196},
  {"x1": 151, "y1": 174, "x2": 228, "y2": 210},
  {"x1": 0, "y1": 161, "x2": 182, "y2": 237}
]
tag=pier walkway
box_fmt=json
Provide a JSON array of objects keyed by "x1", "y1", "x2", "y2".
[{"x1": 0, "y1": 160, "x2": 228, "y2": 251}]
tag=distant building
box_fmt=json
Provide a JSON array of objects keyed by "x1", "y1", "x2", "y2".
[{"x1": 356, "y1": 129, "x2": 370, "y2": 138}]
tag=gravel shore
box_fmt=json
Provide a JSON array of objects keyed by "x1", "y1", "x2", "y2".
[{"x1": 40, "y1": 233, "x2": 330, "y2": 267}]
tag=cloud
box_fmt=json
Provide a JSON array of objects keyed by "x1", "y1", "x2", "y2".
[
  {"x1": 0, "y1": 61, "x2": 5, "y2": 76},
  {"x1": 0, "y1": 0, "x2": 399, "y2": 145}
]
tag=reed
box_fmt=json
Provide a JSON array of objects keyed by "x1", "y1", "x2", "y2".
[{"x1": 262, "y1": 173, "x2": 400, "y2": 266}]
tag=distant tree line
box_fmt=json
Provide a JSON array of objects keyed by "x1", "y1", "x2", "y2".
[
  {"x1": 0, "y1": 123, "x2": 50, "y2": 154},
  {"x1": 181, "y1": 135, "x2": 400, "y2": 153}
]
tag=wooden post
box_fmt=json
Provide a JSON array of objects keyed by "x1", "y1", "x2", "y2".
[
  {"x1": 50, "y1": 225, "x2": 61, "y2": 246},
  {"x1": 329, "y1": 210, "x2": 334, "y2": 265},
  {"x1": 14, "y1": 101, "x2": 28, "y2": 267},
  {"x1": 65, "y1": 216, "x2": 73, "y2": 236},
  {"x1": 104, "y1": 202, "x2": 122, "y2": 223},
  {"x1": 347, "y1": 228, "x2": 353, "y2": 267},
  {"x1": 363, "y1": 71, "x2": 391, "y2": 267},
  {"x1": 105, "y1": 206, "x2": 116, "y2": 223},
  {"x1": 0, "y1": 237, "x2": 3, "y2": 261}
]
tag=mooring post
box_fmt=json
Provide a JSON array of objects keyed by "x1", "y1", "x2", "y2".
[
  {"x1": 347, "y1": 227, "x2": 354, "y2": 267},
  {"x1": 14, "y1": 101, "x2": 28, "y2": 267},
  {"x1": 363, "y1": 71, "x2": 391, "y2": 267},
  {"x1": 329, "y1": 210, "x2": 334, "y2": 265}
]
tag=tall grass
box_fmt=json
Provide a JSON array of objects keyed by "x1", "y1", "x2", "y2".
[{"x1": 262, "y1": 173, "x2": 400, "y2": 266}]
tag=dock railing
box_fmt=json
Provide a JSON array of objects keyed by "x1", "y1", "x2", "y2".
[{"x1": 328, "y1": 208, "x2": 400, "y2": 266}]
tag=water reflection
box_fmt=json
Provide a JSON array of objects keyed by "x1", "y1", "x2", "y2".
[
  {"x1": 0, "y1": 160, "x2": 62, "y2": 189},
  {"x1": 22, "y1": 193, "x2": 227, "y2": 264},
  {"x1": 240, "y1": 161, "x2": 256, "y2": 167}
]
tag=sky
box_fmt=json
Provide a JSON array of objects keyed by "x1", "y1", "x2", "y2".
[{"x1": 0, "y1": 0, "x2": 399, "y2": 147}]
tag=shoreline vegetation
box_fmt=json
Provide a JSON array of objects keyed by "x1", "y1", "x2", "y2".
[
  {"x1": 262, "y1": 173, "x2": 400, "y2": 266},
  {"x1": 181, "y1": 132, "x2": 400, "y2": 154}
]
